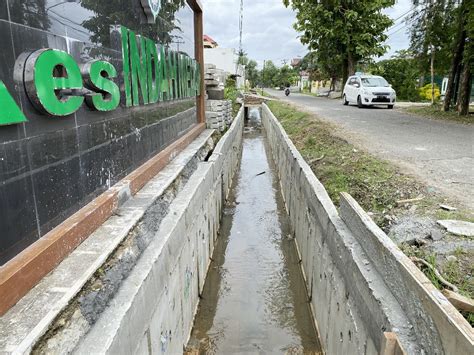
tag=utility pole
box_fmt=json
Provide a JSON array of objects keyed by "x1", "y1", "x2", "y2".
[
  {"x1": 430, "y1": 44, "x2": 435, "y2": 105},
  {"x1": 428, "y1": 0, "x2": 435, "y2": 105},
  {"x1": 262, "y1": 60, "x2": 266, "y2": 95}
]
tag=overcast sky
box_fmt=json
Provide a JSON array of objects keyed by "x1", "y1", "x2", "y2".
[{"x1": 203, "y1": 0, "x2": 414, "y2": 68}]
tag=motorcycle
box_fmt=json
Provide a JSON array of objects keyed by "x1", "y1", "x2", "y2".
[{"x1": 284, "y1": 88, "x2": 290, "y2": 96}]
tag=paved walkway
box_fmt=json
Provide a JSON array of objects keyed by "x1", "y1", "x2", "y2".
[{"x1": 267, "y1": 89, "x2": 474, "y2": 210}]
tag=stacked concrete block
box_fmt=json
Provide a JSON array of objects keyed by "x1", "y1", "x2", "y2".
[
  {"x1": 204, "y1": 64, "x2": 225, "y2": 100},
  {"x1": 204, "y1": 64, "x2": 220, "y2": 87},
  {"x1": 205, "y1": 99, "x2": 233, "y2": 131},
  {"x1": 204, "y1": 64, "x2": 234, "y2": 131},
  {"x1": 204, "y1": 64, "x2": 227, "y2": 87}
]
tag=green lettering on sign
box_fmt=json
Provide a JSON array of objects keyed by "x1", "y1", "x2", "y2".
[
  {"x1": 146, "y1": 38, "x2": 160, "y2": 104},
  {"x1": 0, "y1": 27, "x2": 203, "y2": 125},
  {"x1": 168, "y1": 51, "x2": 177, "y2": 99},
  {"x1": 0, "y1": 80, "x2": 27, "y2": 126},
  {"x1": 83, "y1": 61, "x2": 120, "y2": 111},
  {"x1": 121, "y1": 26, "x2": 133, "y2": 107},
  {"x1": 27, "y1": 49, "x2": 84, "y2": 116},
  {"x1": 120, "y1": 26, "x2": 201, "y2": 106},
  {"x1": 160, "y1": 45, "x2": 169, "y2": 100},
  {"x1": 129, "y1": 31, "x2": 149, "y2": 106}
]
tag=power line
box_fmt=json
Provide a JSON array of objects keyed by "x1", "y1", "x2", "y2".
[
  {"x1": 385, "y1": 7, "x2": 415, "y2": 33},
  {"x1": 387, "y1": 14, "x2": 419, "y2": 37},
  {"x1": 386, "y1": 25, "x2": 408, "y2": 38},
  {"x1": 391, "y1": 7, "x2": 416, "y2": 24},
  {"x1": 386, "y1": 9, "x2": 419, "y2": 38}
]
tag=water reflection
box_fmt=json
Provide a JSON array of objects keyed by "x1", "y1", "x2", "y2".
[
  {"x1": 6, "y1": 0, "x2": 193, "y2": 52},
  {"x1": 81, "y1": 0, "x2": 185, "y2": 47},
  {"x1": 9, "y1": 0, "x2": 51, "y2": 30}
]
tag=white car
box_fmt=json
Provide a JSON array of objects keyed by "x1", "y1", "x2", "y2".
[{"x1": 342, "y1": 75, "x2": 396, "y2": 109}]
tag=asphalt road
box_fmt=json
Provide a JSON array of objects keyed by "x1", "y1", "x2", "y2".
[{"x1": 267, "y1": 89, "x2": 474, "y2": 210}]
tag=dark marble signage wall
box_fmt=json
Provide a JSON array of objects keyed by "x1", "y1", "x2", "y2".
[{"x1": 0, "y1": 0, "x2": 197, "y2": 265}]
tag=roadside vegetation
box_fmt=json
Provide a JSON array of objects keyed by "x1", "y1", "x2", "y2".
[
  {"x1": 224, "y1": 77, "x2": 241, "y2": 116},
  {"x1": 284, "y1": 0, "x2": 472, "y2": 116},
  {"x1": 267, "y1": 99, "x2": 473, "y2": 325},
  {"x1": 403, "y1": 105, "x2": 473, "y2": 125}
]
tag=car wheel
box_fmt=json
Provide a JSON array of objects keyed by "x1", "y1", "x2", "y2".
[
  {"x1": 357, "y1": 96, "x2": 364, "y2": 108},
  {"x1": 342, "y1": 94, "x2": 349, "y2": 105},
  {"x1": 387, "y1": 105, "x2": 394, "y2": 109}
]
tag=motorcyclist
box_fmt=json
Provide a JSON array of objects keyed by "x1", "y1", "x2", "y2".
[{"x1": 284, "y1": 84, "x2": 290, "y2": 96}]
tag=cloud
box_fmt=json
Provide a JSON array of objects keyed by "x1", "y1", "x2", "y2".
[
  {"x1": 203, "y1": 0, "x2": 307, "y2": 67},
  {"x1": 203, "y1": 0, "x2": 413, "y2": 66}
]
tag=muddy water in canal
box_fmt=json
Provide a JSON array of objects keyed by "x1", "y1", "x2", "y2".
[{"x1": 187, "y1": 110, "x2": 322, "y2": 354}]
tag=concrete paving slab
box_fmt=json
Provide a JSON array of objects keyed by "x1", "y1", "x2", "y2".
[{"x1": 437, "y1": 220, "x2": 474, "y2": 237}]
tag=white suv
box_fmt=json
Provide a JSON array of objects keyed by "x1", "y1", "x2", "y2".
[{"x1": 343, "y1": 75, "x2": 396, "y2": 109}]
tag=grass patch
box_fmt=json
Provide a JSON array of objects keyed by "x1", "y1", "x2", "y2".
[
  {"x1": 395, "y1": 243, "x2": 473, "y2": 326},
  {"x1": 403, "y1": 105, "x2": 473, "y2": 124},
  {"x1": 267, "y1": 100, "x2": 426, "y2": 229}
]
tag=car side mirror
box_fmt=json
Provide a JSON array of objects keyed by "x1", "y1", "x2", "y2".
[
  {"x1": 389, "y1": 84, "x2": 393, "y2": 87},
  {"x1": 354, "y1": 83, "x2": 360, "y2": 88}
]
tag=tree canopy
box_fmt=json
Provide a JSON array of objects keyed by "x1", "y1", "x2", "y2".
[
  {"x1": 407, "y1": 0, "x2": 459, "y2": 75},
  {"x1": 368, "y1": 50, "x2": 421, "y2": 101},
  {"x1": 261, "y1": 60, "x2": 279, "y2": 87},
  {"x1": 407, "y1": 0, "x2": 472, "y2": 115},
  {"x1": 284, "y1": 0, "x2": 395, "y2": 84}
]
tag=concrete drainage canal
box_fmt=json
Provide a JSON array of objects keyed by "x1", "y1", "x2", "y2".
[
  {"x1": 186, "y1": 108, "x2": 322, "y2": 353},
  {"x1": 26, "y1": 104, "x2": 471, "y2": 353},
  {"x1": 181, "y1": 104, "x2": 472, "y2": 354}
]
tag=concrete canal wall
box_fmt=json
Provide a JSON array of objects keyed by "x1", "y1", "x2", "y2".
[
  {"x1": 73, "y1": 108, "x2": 244, "y2": 354},
  {"x1": 261, "y1": 103, "x2": 473, "y2": 355}
]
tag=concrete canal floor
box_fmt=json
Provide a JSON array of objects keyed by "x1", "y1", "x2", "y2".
[{"x1": 187, "y1": 110, "x2": 322, "y2": 354}]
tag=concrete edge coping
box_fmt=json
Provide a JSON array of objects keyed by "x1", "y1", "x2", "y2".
[
  {"x1": 339, "y1": 192, "x2": 474, "y2": 349},
  {"x1": 0, "y1": 129, "x2": 215, "y2": 354},
  {"x1": 76, "y1": 109, "x2": 245, "y2": 353}
]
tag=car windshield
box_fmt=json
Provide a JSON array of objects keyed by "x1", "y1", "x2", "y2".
[{"x1": 361, "y1": 77, "x2": 389, "y2": 87}]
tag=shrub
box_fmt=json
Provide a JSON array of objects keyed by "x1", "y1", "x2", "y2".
[{"x1": 418, "y1": 83, "x2": 441, "y2": 102}]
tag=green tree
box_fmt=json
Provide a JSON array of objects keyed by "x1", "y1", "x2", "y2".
[
  {"x1": 245, "y1": 60, "x2": 260, "y2": 88},
  {"x1": 273, "y1": 65, "x2": 298, "y2": 87},
  {"x1": 408, "y1": 0, "x2": 472, "y2": 115},
  {"x1": 261, "y1": 60, "x2": 279, "y2": 87},
  {"x1": 299, "y1": 51, "x2": 341, "y2": 90},
  {"x1": 284, "y1": 0, "x2": 394, "y2": 86},
  {"x1": 9, "y1": 0, "x2": 50, "y2": 30},
  {"x1": 407, "y1": 0, "x2": 458, "y2": 75},
  {"x1": 368, "y1": 50, "x2": 421, "y2": 101},
  {"x1": 236, "y1": 54, "x2": 261, "y2": 88}
]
